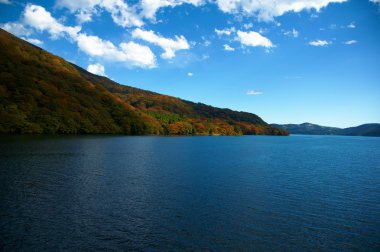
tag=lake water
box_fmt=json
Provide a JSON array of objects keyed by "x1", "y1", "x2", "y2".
[{"x1": 0, "y1": 135, "x2": 379, "y2": 251}]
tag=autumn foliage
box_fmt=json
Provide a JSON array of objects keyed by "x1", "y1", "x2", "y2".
[{"x1": 0, "y1": 29, "x2": 288, "y2": 136}]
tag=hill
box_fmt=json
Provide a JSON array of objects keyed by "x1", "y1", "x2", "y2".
[
  {"x1": 0, "y1": 29, "x2": 287, "y2": 136},
  {"x1": 339, "y1": 124, "x2": 380, "y2": 136},
  {"x1": 270, "y1": 123, "x2": 341, "y2": 135},
  {"x1": 271, "y1": 123, "x2": 380, "y2": 137}
]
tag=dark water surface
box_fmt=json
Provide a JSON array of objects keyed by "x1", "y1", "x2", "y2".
[{"x1": 0, "y1": 135, "x2": 379, "y2": 251}]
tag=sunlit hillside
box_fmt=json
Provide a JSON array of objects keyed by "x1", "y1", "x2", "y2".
[{"x1": 0, "y1": 29, "x2": 287, "y2": 136}]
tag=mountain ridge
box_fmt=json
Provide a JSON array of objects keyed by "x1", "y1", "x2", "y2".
[
  {"x1": 271, "y1": 123, "x2": 380, "y2": 137},
  {"x1": 0, "y1": 29, "x2": 287, "y2": 136}
]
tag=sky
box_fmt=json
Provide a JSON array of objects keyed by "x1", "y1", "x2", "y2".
[{"x1": 0, "y1": 0, "x2": 379, "y2": 127}]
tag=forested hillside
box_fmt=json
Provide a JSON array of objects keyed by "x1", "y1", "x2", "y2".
[
  {"x1": 0, "y1": 29, "x2": 287, "y2": 136},
  {"x1": 270, "y1": 123, "x2": 341, "y2": 135},
  {"x1": 272, "y1": 123, "x2": 380, "y2": 137}
]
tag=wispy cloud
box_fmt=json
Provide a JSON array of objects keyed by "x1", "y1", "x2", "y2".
[
  {"x1": 215, "y1": 0, "x2": 348, "y2": 21},
  {"x1": 309, "y1": 40, "x2": 330, "y2": 46},
  {"x1": 344, "y1": 40, "x2": 357, "y2": 45},
  {"x1": 140, "y1": 0, "x2": 203, "y2": 20},
  {"x1": 347, "y1": 22, "x2": 356, "y2": 28},
  {"x1": 132, "y1": 28, "x2": 190, "y2": 59},
  {"x1": 23, "y1": 37, "x2": 43, "y2": 45},
  {"x1": 56, "y1": 0, "x2": 143, "y2": 27},
  {"x1": 202, "y1": 39, "x2": 211, "y2": 47},
  {"x1": 246, "y1": 90, "x2": 263, "y2": 95},
  {"x1": 310, "y1": 13, "x2": 318, "y2": 18},
  {"x1": 223, "y1": 44, "x2": 235, "y2": 51},
  {"x1": 215, "y1": 27, "x2": 235, "y2": 36},
  {"x1": 243, "y1": 23, "x2": 253, "y2": 29},
  {"x1": 283, "y1": 28, "x2": 299, "y2": 38},
  {"x1": 1, "y1": 22, "x2": 32, "y2": 36},
  {"x1": 187, "y1": 72, "x2": 193, "y2": 77},
  {"x1": 52, "y1": 0, "x2": 350, "y2": 27}
]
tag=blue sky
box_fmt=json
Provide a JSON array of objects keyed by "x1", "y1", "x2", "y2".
[{"x1": 1, "y1": 0, "x2": 379, "y2": 127}]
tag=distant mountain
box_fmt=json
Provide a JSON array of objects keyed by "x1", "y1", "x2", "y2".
[
  {"x1": 339, "y1": 124, "x2": 380, "y2": 137},
  {"x1": 271, "y1": 123, "x2": 380, "y2": 137},
  {"x1": 0, "y1": 29, "x2": 287, "y2": 136},
  {"x1": 270, "y1": 123, "x2": 341, "y2": 135}
]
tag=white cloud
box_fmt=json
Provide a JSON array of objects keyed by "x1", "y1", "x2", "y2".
[
  {"x1": 56, "y1": 0, "x2": 143, "y2": 27},
  {"x1": 203, "y1": 39, "x2": 211, "y2": 46},
  {"x1": 347, "y1": 22, "x2": 356, "y2": 28},
  {"x1": 140, "y1": 0, "x2": 204, "y2": 19},
  {"x1": 101, "y1": 0, "x2": 143, "y2": 27},
  {"x1": 309, "y1": 39, "x2": 330, "y2": 46},
  {"x1": 246, "y1": 90, "x2": 263, "y2": 95},
  {"x1": 344, "y1": 40, "x2": 357, "y2": 45},
  {"x1": 23, "y1": 4, "x2": 81, "y2": 39},
  {"x1": 54, "y1": 0, "x2": 350, "y2": 30},
  {"x1": 1, "y1": 22, "x2": 32, "y2": 36},
  {"x1": 284, "y1": 28, "x2": 299, "y2": 38},
  {"x1": 0, "y1": 0, "x2": 11, "y2": 4},
  {"x1": 3, "y1": 4, "x2": 156, "y2": 69},
  {"x1": 132, "y1": 28, "x2": 190, "y2": 59},
  {"x1": 55, "y1": 0, "x2": 101, "y2": 12},
  {"x1": 215, "y1": 27, "x2": 235, "y2": 36},
  {"x1": 56, "y1": 0, "x2": 204, "y2": 27},
  {"x1": 223, "y1": 44, "x2": 235, "y2": 51},
  {"x1": 2, "y1": 5, "x2": 80, "y2": 39},
  {"x1": 201, "y1": 54, "x2": 209, "y2": 60},
  {"x1": 55, "y1": 0, "x2": 351, "y2": 29},
  {"x1": 187, "y1": 72, "x2": 193, "y2": 76},
  {"x1": 370, "y1": 0, "x2": 380, "y2": 4},
  {"x1": 76, "y1": 34, "x2": 156, "y2": 68},
  {"x1": 56, "y1": 0, "x2": 99, "y2": 23},
  {"x1": 236, "y1": 30, "x2": 273, "y2": 48},
  {"x1": 119, "y1": 42, "x2": 157, "y2": 67},
  {"x1": 76, "y1": 10, "x2": 94, "y2": 23},
  {"x1": 87, "y1": 63, "x2": 107, "y2": 76},
  {"x1": 215, "y1": 0, "x2": 348, "y2": 21},
  {"x1": 23, "y1": 37, "x2": 43, "y2": 45},
  {"x1": 310, "y1": 13, "x2": 319, "y2": 18},
  {"x1": 243, "y1": 23, "x2": 253, "y2": 29},
  {"x1": 258, "y1": 27, "x2": 268, "y2": 34},
  {"x1": 76, "y1": 34, "x2": 118, "y2": 57}
]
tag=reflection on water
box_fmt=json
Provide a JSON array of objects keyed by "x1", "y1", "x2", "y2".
[{"x1": 0, "y1": 135, "x2": 379, "y2": 250}]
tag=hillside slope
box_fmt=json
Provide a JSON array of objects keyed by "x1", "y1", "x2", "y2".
[
  {"x1": 0, "y1": 29, "x2": 287, "y2": 135},
  {"x1": 271, "y1": 123, "x2": 380, "y2": 137},
  {"x1": 270, "y1": 123, "x2": 341, "y2": 135},
  {"x1": 339, "y1": 124, "x2": 380, "y2": 136}
]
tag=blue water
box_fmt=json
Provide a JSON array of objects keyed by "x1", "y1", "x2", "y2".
[{"x1": 0, "y1": 135, "x2": 379, "y2": 251}]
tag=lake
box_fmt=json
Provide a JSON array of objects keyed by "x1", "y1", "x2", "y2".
[{"x1": 0, "y1": 135, "x2": 379, "y2": 251}]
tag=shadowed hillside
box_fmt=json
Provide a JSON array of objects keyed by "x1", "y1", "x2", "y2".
[
  {"x1": 0, "y1": 29, "x2": 287, "y2": 136},
  {"x1": 339, "y1": 124, "x2": 380, "y2": 137},
  {"x1": 270, "y1": 123, "x2": 341, "y2": 135},
  {"x1": 271, "y1": 123, "x2": 380, "y2": 137}
]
